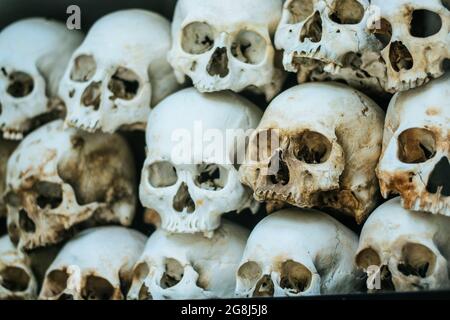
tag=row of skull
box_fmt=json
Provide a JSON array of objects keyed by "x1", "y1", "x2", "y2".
[
  {"x1": 1, "y1": 0, "x2": 449, "y2": 138},
  {"x1": 2, "y1": 196, "x2": 450, "y2": 300}
]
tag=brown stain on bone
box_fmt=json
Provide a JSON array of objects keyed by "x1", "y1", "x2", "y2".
[{"x1": 426, "y1": 107, "x2": 441, "y2": 116}]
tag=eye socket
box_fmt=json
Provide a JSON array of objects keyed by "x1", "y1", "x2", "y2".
[
  {"x1": 238, "y1": 261, "x2": 262, "y2": 285},
  {"x1": 131, "y1": 262, "x2": 151, "y2": 300},
  {"x1": 42, "y1": 269, "x2": 69, "y2": 298},
  {"x1": 355, "y1": 247, "x2": 381, "y2": 270},
  {"x1": 147, "y1": 161, "x2": 178, "y2": 188},
  {"x1": 443, "y1": 0, "x2": 450, "y2": 10},
  {"x1": 231, "y1": 31, "x2": 266, "y2": 65},
  {"x1": 82, "y1": 275, "x2": 115, "y2": 300},
  {"x1": 370, "y1": 18, "x2": 393, "y2": 49},
  {"x1": 70, "y1": 55, "x2": 96, "y2": 82},
  {"x1": 279, "y1": 260, "x2": 312, "y2": 294},
  {"x1": 329, "y1": 0, "x2": 364, "y2": 24},
  {"x1": 7, "y1": 72, "x2": 34, "y2": 98},
  {"x1": 160, "y1": 258, "x2": 184, "y2": 289},
  {"x1": 107, "y1": 67, "x2": 140, "y2": 100},
  {"x1": 410, "y1": 10, "x2": 442, "y2": 38},
  {"x1": 398, "y1": 243, "x2": 436, "y2": 278},
  {"x1": 4, "y1": 191, "x2": 21, "y2": 207},
  {"x1": 287, "y1": 0, "x2": 315, "y2": 24},
  {"x1": 34, "y1": 181, "x2": 63, "y2": 209},
  {"x1": 195, "y1": 163, "x2": 228, "y2": 191},
  {"x1": 398, "y1": 128, "x2": 436, "y2": 164},
  {"x1": 181, "y1": 22, "x2": 215, "y2": 55},
  {"x1": 0, "y1": 266, "x2": 30, "y2": 292},
  {"x1": 294, "y1": 131, "x2": 332, "y2": 164}
]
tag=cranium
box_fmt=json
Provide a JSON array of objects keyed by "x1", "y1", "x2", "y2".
[
  {"x1": 355, "y1": 197, "x2": 450, "y2": 292},
  {"x1": 168, "y1": 0, "x2": 286, "y2": 100},
  {"x1": 377, "y1": 74, "x2": 449, "y2": 216},
  {"x1": 39, "y1": 226, "x2": 146, "y2": 300},
  {"x1": 235, "y1": 208, "x2": 362, "y2": 297},
  {"x1": 5, "y1": 120, "x2": 136, "y2": 251},
  {"x1": 127, "y1": 220, "x2": 248, "y2": 300},
  {"x1": 140, "y1": 88, "x2": 262, "y2": 234},
  {"x1": 0, "y1": 235, "x2": 37, "y2": 299},
  {"x1": 60, "y1": 9, "x2": 179, "y2": 133},
  {"x1": 0, "y1": 18, "x2": 83, "y2": 140},
  {"x1": 240, "y1": 82, "x2": 385, "y2": 223},
  {"x1": 0, "y1": 138, "x2": 17, "y2": 218}
]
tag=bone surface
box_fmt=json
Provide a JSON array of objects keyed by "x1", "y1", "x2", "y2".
[
  {"x1": 0, "y1": 18, "x2": 83, "y2": 140},
  {"x1": 140, "y1": 87, "x2": 262, "y2": 234},
  {"x1": 5, "y1": 120, "x2": 136, "y2": 251},
  {"x1": 235, "y1": 208, "x2": 362, "y2": 297},
  {"x1": 356, "y1": 197, "x2": 450, "y2": 292},
  {"x1": 0, "y1": 139, "x2": 17, "y2": 218},
  {"x1": 168, "y1": 0, "x2": 285, "y2": 100},
  {"x1": 377, "y1": 74, "x2": 449, "y2": 216},
  {"x1": 39, "y1": 226, "x2": 146, "y2": 300},
  {"x1": 240, "y1": 82, "x2": 385, "y2": 223},
  {"x1": 0, "y1": 235, "x2": 37, "y2": 299},
  {"x1": 127, "y1": 219, "x2": 249, "y2": 300},
  {"x1": 60, "y1": 9, "x2": 179, "y2": 133}
]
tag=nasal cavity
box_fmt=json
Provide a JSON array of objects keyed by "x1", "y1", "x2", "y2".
[
  {"x1": 426, "y1": 157, "x2": 450, "y2": 196},
  {"x1": 18, "y1": 209, "x2": 36, "y2": 233},
  {"x1": 81, "y1": 81, "x2": 102, "y2": 110},
  {"x1": 207, "y1": 47, "x2": 229, "y2": 78},
  {"x1": 269, "y1": 150, "x2": 290, "y2": 185},
  {"x1": 300, "y1": 11, "x2": 323, "y2": 43},
  {"x1": 253, "y1": 275, "x2": 274, "y2": 297},
  {"x1": 389, "y1": 42, "x2": 413, "y2": 72},
  {"x1": 172, "y1": 182, "x2": 196, "y2": 213}
]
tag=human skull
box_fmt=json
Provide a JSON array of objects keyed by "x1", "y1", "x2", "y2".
[
  {"x1": 0, "y1": 138, "x2": 17, "y2": 217},
  {"x1": 127, "y1": 219, "x2": 248, "y2": 300},
  {"x1": 370, "y1": 0, "x2": 450, "y2": 92},
  {"x1": 0, "y1": 235, "x2": 37, "y2": 299},
  {"x1": 355, "y1": 197, "x2": 450, "y2": 292},
  {"x1": 5, "y1": 120, "x2": 136, "y2": 251},
  {"x1": 235, "y1": 208, "x2": 362, "y2": 297},
  {"x1": 0, "y1": 18, "x2": 83, "y2": 140},
  {"x1": 240, "y1": 82, "x2": 385, "y2": 223},
  {"x1": 140, "y1": 88, "x2": 262, "y2": 234},
  {"x1": 60, "y1": 9, "x2": 179, "y2": 133},
  {"x1": 168, "y1": 0, "x2": 285, "y2": 100},
  {"x1": 39, "y1": 226, "x2": 146, "y2": 300},
  {"x1": 275, "y1": 0, "x2": 388, "y2": 95},
  {"x1": 377, "y1": 75, "x2": 449, "y2": 216}
]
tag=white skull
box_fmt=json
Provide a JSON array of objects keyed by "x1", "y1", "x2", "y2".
[
  {"x1": 39, "y1": 226, "x2": 146, "y2": 300},
  {"x1": 127, "y1": 219, "x2": 248, "y2": 300},
  {"x1": 370, "y1": 0, "x2": 450, "y2": 92},
  {"x1": 5, "y1": 120, "x2": 136, "y2": 251},
  {"x1": 275, "y1": 0, "x2": 387, "y2": 95},
  {"x1": 355, "y1": 197, "x2": 450, "y2": 292},
  {"x1": 168, "y1": 0, "x2": 285, "y2": 100},
  {"x1": 235, "y1": 208, "x2": 362, "y2": 297},
  {"x1": 59, "y1": 9, "x2": 179, "y2": 133},
  {"x1": 240, "y1": 82, "x2": 385, "y2": 223},
  {"x1": 0, "y1": 138, "x2": 17, "y2": 217},
  {"x1": 0, "y1": 18, "x2": 83, "y2": 140},
  {"x1": 377, "y1": 75, "x2": 449, "y2": 216},
  {"x1": 140, "y1": 88, "x2": 262, "y2": 234},
  {"x1": 0, "y1": 235, "x2": 37, "y2": 299}
]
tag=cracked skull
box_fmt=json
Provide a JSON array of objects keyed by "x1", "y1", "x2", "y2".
[
  {"x1": 355, "y1": 197, "x2": 450, "y2": 292},
  {"x1": 140, "y1": 88, "x2": 262, "y2": 234},
  {"x1": 0, "y1": 235, "x2": 37, "y2": 300},
  {"x1": 39, "y1": 226, "x2": 146, "y2": 300},
  {"x1": 127, "y1": 220, "x2": 248, "y2": 300},
  {"x1": 5, "y1": 120, "x2": 136, "y2": 251},
  {"x1": 0, "y1": 18, "x2": 83, "y2": 140},
  {"x1": 377, "y1": 75, "x2": 449, "y2": 216},
  {"x1": 60, "y1": 9, "x2": 179, "y2": 133},
  {"x1": 235, "y1": 208, "x2": 362, "y2": 297},
  {"x1": 168, "y1": 0, "x2": 285, "y2": 100},
  {"x1": 240, "y1": 82, "x2": 385, "y2": 223},
  {"x1": 0, "y1": 138, "x2": 17, "y2": 218},
  {"x1": 275, "y1": 0, "x2": 388, "y2": 96}
]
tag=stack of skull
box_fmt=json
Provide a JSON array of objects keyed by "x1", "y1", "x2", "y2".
[{"x1": 0, "y1": 0, "x2": 449, "y2": 300}]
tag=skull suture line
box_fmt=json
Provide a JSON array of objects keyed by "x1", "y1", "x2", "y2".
[
  {"x1": 5, "y1": 120, "x2": 136, "y2": 251},
  {"x1": 140, "y1": 88, "x2": 262, "y2": 235},
  {"x1": 240, "y1": 82, "x2": 385, "y2": 223},
  {"x1": 235, "y1": 209, "x2": 362, "y2": 297},
  {"x1": 0, "y1": 18, "x2": 83, "y2": 140},
  {"x1": 356, "y1": 197, "x2": 450, "y2": 292},
  {"x1": 168, "y1": 0, "x2": 286, "y2": 101},
  {"x1": 377, "y1": 74, "x2": 449, "y2": 216},
  {"x1": 127, "y1": 220, "x2": 248, "y2": 300},
  {"x1": 39, "y1": 226, "x2": 146, "y2": 300},
  {"x1": 60, "y1": 9, "x2": 179, "y2": 133}
]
